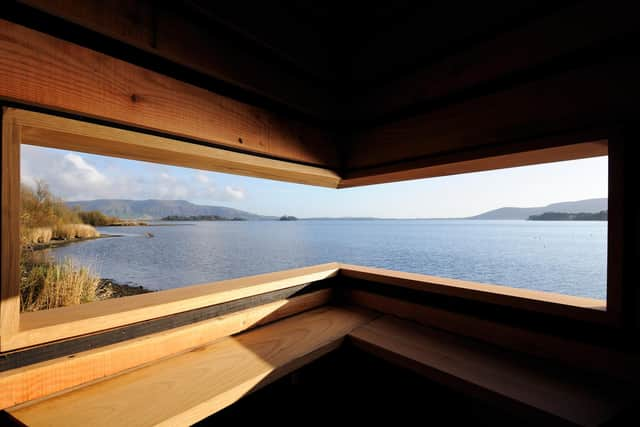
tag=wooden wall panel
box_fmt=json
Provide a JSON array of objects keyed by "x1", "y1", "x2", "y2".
[
  {"x1": 343, "y1": 289, "x2": 640, "y2": 382},
  {"x1": 0, "y1": 19, "x2": 338, "y2": 168},
  {"x1": 346, "y1": 57, "x2": 639, "y2": 171},
  {"x1": 347, "y1": 0, "x2": 639, "y2": 120},
  {"x1": 340, "y1": 138, "x2": 608, "y2": 188},
  {"x1": 17, "y1": 0, "x2": 336, "y2": 119}
]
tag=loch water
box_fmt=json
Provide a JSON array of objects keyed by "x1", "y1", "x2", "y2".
[{"x1": 46, "y1": 219, "x2": 607, "y2": 299}]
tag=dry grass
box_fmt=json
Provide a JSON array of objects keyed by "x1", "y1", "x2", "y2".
[
  {"x1": 21, "y1": 224, "x2": 100, "y2": 245},
  {"x1": 20, "y1": 257, "x2": 101, "y2": 312},
  {"x1": 22, "y1": 227, "x2": 53, "y2": 244},
  {"x1": 53, "y1": 224, "x2": 100, "y2": 240},
  {"x1": 19, "y1": 181, "x2": 111, "y2": 311}
]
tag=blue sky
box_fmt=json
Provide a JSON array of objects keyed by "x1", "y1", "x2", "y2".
[{"x1": 21, "y1": 145, "x2": 608, "y2": 218}]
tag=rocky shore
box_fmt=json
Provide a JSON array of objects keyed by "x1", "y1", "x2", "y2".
[{"x1": 96, "y1": 279, "x2": 152, "y2": 300}]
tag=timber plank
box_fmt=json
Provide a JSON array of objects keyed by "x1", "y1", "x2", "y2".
[
  {"x1": 339, "y1": 139, "x2": 608, "y2": 188},
  {"x1": 11, "y1": 109, "x2": 340, "y2": 188},
  {"x1": 339, "y1": 264, "x2": 607, "y2": 320},
  {"x1": 0, "y1": 286, "x2": 332, "y2": 373},
  {"x1": 349, "y1": 316, "x2": 634, "y2": 426},
  {"x1": 0, "y1": 289, "x2": 332, "y2": 409},
  {"x1": 17, "y1": 0, "x2": 335, "y2": 118},
  {"x1": 0, "y1": 19, "x2": 338, "y2": 167},
  {"x1": 346, "y1": 57, "x2": 639, "y2": 170},
  {"x1": 0, "y1": 110, "x2": 21, "y2": 345},
  {"x1": 7, "y1": 306, "x2": 377, "y2": 426},
  {"x1": 343, "y1": 289, "x2": 640, "y2": 382},
  {"x1": 5, "y1": 263, "x2": 339, "y2": 351},
  {"x1": 348, "y1": 0, "x2": 640, "y2": 120}
]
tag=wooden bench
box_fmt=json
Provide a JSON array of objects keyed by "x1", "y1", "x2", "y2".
[
  {"x1": 5, "y1": 307, "x2": 376, "y2": 426},
  {"x1": 349, "y1": 315, "x2": 635, "y2": 426},
  {"x1": 4, "y1": 309, "x2": 635, "y2": 426}
]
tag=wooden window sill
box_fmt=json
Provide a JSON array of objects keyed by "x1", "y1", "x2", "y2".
[
  {"x1": 2, "y1": 262, "x2": 612, "y2": 352},
  {"x1": 2, "y1": 263, "x2": 339, "y2": 351},
  {"x1": 6, "y1": 306, "x2": 377, "y2": 426},
  {"x1": 339, "y1": 264, "x2": 608, "y2": 323}
]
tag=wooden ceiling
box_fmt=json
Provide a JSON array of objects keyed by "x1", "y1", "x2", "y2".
[
  {"x1": 180, "y1": 1, "x2": 575, "y2": 88},
  {"x1": 1, "y1": 0, "x2": 638, "y2": 186}
]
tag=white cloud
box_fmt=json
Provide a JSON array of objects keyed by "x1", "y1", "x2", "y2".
[
  {"x1": 20, "y1": 146, "x2": 248, "y2": 204},
  {"x1": 64, "y1": 153, "x2": 106, "y2": 184},
  {"x1": 196, "y1": 173, "x2": 209, "y2": 184},
  {"x1": 224, "y1": 186, "x2": 245, "y2": 200},
  {"x1": 21, "y1": 174, "x2": 37, "y2": 190}
]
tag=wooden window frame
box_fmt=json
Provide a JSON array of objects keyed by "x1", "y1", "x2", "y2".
[
  {"x1": 0, "y1": 108, "x2": 340, "y2": 351},
  {"x1": 0, "y1": 107, "x2": 620, "y2": 352}
]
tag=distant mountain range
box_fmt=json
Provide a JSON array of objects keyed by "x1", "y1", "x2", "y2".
[
  {"x1": 66, "y1": 199, "x2": 276, "y2": 220},
  {"x1": 465, "y1": 198, "x2": 607, "y2": 220},
  {"x1": 67, "y1": 197, "x2": 608, "y2": 221}
]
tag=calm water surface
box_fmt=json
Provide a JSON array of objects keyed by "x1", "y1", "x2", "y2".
[{"x1": 47, "y1": 220, "x2": 607, "y2": 299}]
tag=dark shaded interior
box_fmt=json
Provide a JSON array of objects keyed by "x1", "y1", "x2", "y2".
[{"x1": 199, "y1": 345, "x2": 551, "y2": 426}]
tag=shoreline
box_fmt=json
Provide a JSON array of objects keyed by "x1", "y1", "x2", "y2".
[
  {"x1": 30, "y1": 233, "x2": 122, "y2": 251},
  {"x1": 96, "y1": 278, "x2": 153, "y2": 299}
]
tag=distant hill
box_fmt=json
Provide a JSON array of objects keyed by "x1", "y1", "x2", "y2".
[
  {"x1": 466, "y1": 198, "x2": 608, "y2": 220},
  {"x1": 66, "y1": 199, "x2": 275, "y2": 220}
]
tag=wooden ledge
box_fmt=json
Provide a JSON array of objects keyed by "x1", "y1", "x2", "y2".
[
  {"x1": 0, "y1": 289, "x2": 332, "y2": 409},
  {"x1": 3, "y1": 261, "x2": 612, "y2": 351},
  {"x1": 5, "y1": 263, "x2": 339, "y2": 351},
  {"x1": 6, "y1": 306, "x2": 378, "y2": 426},
  {"x1": 339, "y1": 264, "x2": 608, "y2": 323},
  {"x1": 348, "y1": 316, "x2": 634, "y2": 426}
]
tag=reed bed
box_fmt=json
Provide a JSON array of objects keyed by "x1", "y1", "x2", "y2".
[
  {"x1": 20, "y1": 257, "x2": 101, "y2": 312},
  {"x1": 22, "y1": 227, "x2": 53, "y2": 244},
  {"x1": 53, "y1": 224, "x2": 101, "y2": 240},
  {"x1": 18, "y1": 180, "x2": 130, "y2": 311},
  {"x1": 21, "y1": 224, "x2": 100, "y2": 245}
]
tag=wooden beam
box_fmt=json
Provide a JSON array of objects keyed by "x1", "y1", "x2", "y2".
[
  {"x1": 348, "y1": 316, "x2": 633, "y2": 426},
  {"x1": 347, "y1": 0, "x2": 640, "y2": 120},
  {"x1": 7, "y1": 307, "x2": 378, "y2": 426},
  {"x1": 15, "y1": 0, "x2": 336, "y2": 119},
  {"x1": 340, "y1": 139, "x2": 608, "y2": 188},
  {"x1": 343, "y1": 289, "x2": 640, "y2": 382},
  {"x1": 0, "y1": 289, "x2": 332, "y2": 410},
  {"x1": 346, "y1": 57, "x2": 639, "y2": 171},
  {"x1": 0, "y1": 19, "x2": 338, "y2": 168},
  {"x1": 10, "y1": 108, "x2": 341, "y2": 188},
  {"x1": 0, "y1": 109, "x2": 21, "y2": 344}
]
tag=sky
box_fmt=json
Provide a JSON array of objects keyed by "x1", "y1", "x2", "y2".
[{"x1": 20, "y1": 144, "x2": 608, "y2": 218}]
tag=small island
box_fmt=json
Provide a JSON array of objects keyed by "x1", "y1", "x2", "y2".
[
  {"x1": 528, "y1": 210, "x2": 608, "y2": 221},
  {"x1": 162, "y1": 215, "x2": 246, "y2": 221},
  {"x1": 279, "y1": 215, "x2": 298, "y2": 221}
]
